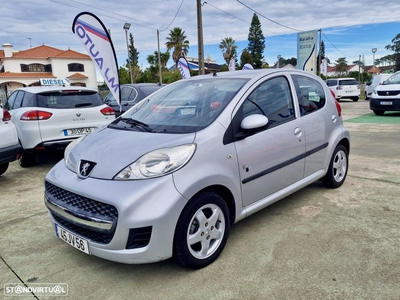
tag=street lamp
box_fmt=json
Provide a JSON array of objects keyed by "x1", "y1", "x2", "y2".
[
  {"x1": 372, "y1": 48, "x2": 377, "y2": 67},
  {"x1": 123, "y1": 23, "x2": 133, "y2": 84},
  {"x1": 277, "y1": 55, "x2": 281, "y2": 69}
]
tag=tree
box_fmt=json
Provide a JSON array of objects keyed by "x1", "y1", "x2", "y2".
[
  {"x1": 240, "y1": 49, "x2": 254, "y2": 68},
  {"x1": 118, "y1": 66, "x2": 131, "y2": 84},
  {"x1": 247, "y1": 13, "x2": 265, "y2": 69},
  {"x1": 385, "y1": 33, "x2": 400, "y2": 71},
  {"x1": 334, "y1": 57, "x2": 349, "y2": 76},
  {"x1": 147, "y1": 51, "x2": 171, "y2": 70},
  {"x1": 165, "y1": 27, "x2": 190, "y2": 63},
  {"x1": 126, "y1": 33, "x2": 140, "y2": 82},
  {"x1": 219, "y1": 37, "x2": 238, "y2": 65}
]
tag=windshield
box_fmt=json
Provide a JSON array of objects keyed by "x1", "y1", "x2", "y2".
[
  {"x1": 383, "y1": 72, "x2": 400, "y2": 85},
  {"x1": 111, "y1": 78, "x2": 248, "y2": 133},
  {"x1": 339, "y1": 79, "x2": 358, "y2": 86},
  {"x1": 37, "y1": 91, "x2": 103, "y2": 108}
]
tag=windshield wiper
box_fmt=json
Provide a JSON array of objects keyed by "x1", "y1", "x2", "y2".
[{"x1": 118, "y1": 117, "x2": 155, "y2": 132}]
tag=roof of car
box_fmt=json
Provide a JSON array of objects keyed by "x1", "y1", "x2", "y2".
[
  {"x1": 188, "y1": 69, "x2": 317, "y2": 80},
  {"x1": 15, "y1": 86, "x2": 98, "y2": 94}
]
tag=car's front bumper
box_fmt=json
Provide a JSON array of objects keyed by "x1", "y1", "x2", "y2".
[
  {"x1": 370, "y1": 97, "x2": 400, "y2": 111},
  {"x1": 44, "y1": 160, "x2": 189, "y2": 264}
]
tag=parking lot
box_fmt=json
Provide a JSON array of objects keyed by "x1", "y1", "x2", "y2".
[{"x1": 1, "y1": 99, "x2": 399, "y2": 299}]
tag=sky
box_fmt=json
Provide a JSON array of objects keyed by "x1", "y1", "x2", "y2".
[{"x1": 1, "y1": 0, "x2": 400, "y2": 78}]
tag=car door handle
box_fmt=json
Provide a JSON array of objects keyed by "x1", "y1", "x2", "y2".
[{"x1": 294, "y1": 127, "x2": 302, "y2": 138}]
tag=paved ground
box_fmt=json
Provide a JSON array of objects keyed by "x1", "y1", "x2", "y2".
[{"x1": 1, "y1": 99, "x2": 399, "y2": 300}]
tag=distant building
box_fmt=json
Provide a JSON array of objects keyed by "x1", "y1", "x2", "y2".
[
  {"x1": 326, "y1": 64, "x2": 364, "y2": 77},
  {"x1": 0, "y1": 43, "x2": 97, "y2": 95},
  {"x1": 169, "y1": 55, "x2": 223, "y2": 73}
]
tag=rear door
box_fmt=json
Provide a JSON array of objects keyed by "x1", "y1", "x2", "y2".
[
  {"x1": 37, "y1": 90, "x2": 114, "y2": 142},
  {"x1": 339, "y1": 79, "x2": 359, "y2": 95}
]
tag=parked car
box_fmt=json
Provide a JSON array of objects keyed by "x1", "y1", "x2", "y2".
[
  {"x1": 0, "y1": 108, "x2": 21, "y2": 175},
  {"x1": 44, "y1": 69, "x2": 350, "y2": 269},
  {"x1": 6, "y1": 86, "x2": 115, "y2": 167},
  {"x1": 365, "y1": 73, "x2": 392, "y2": 100},
  {"x1": 370, "y1": 71, "x2": 400, "y2": 115},
  {"x1": 326, "y1": 78, "x2": 360, "y2": 101},
  {"x1": 104, "y1": 83, "x2": 165, "y2": 116}
]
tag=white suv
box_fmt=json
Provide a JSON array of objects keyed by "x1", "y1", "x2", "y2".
[
  {"x1": 0, "y1": 108, "x2": 21, "y2": 175},
  {"x1": 6, "y1": 86, "x2": 115, "y2": 166},
  {"x1": 326, "y1": 78, "x2": 360, "y2": 101}
]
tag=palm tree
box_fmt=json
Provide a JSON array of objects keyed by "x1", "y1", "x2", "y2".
[
  {"x1": 165, "y1": 27, "x2": 190, "y2": 63},
  {"x1": 219, "y1": 37, "x2": 238, "y2": 65},
  {"x1": 147, "y1": 51, "x2": 171, "y2": 69}
]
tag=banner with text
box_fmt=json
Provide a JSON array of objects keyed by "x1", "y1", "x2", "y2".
[
  {"x1": 297, "y1": 30, "x2": 318, "y2": 74},
  {"x1": 72, "y1": 12, "x2": 120, "y2": 104},
  {"x1": 177, "y1": 57, "x2": 191, "y2": 79},
  {"x1": 229, "y1": 55, "x2": 236, "y2": 72}
]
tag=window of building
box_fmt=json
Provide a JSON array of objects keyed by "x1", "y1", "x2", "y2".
[
  {"x1": 20, "y1": 64, "x2": 52, "y2": 72},
  {"x1": 68, "y1": 63, "x2": 84, "y2": 72},
  {"x1": 71, "y1": 82, "x2": 86, "y2": 87}
]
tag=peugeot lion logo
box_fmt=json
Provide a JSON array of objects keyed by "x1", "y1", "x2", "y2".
[{"x1": 79, "y1": 160, "x2": 96, "y2": 178}]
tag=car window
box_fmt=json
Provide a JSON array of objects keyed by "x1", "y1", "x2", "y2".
[
  {"x1": 326, "y1": 80, "x2": 337, "y2": 87},
  {"x1": 339, "y1": 79, "x2": 358, "y2": 86},
  {"x1": 13, "y1": 91, "x2": 25, "y2": 108},
  {"x1": 120, "y1": 78, "x2": 248, "y2": 133},
  {"x1": 383, "y1": 72, "x2": 400, "y2": 85},
  {"x1": 22, "y1": 92, "x2": 35, "y2": 107},
  {"x1": 139, "y1": 86, "x2": 162, "y2": 98},
  {"x1": 36, "y1": 91, "x2": 103, "y2": 109},
  {"x1": 126, "y1": 87, "x2": 138, "y2": 102},
  {"x1": 120, "y1": 87, "x2": 134, "y2": 103},
  {"x1": 6, "y1": 91, "x2": 18, "y2": 110},
  {"x1": 292, "y1": 75, "x2": 326, "y2": 116},
  {"x1": 242, "y1": 76, "x2": 295, "y2": 127}
]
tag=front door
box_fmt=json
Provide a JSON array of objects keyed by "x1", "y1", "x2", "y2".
[{"x1": 233, "y1": 75, "x2": 306, "y2": 206}]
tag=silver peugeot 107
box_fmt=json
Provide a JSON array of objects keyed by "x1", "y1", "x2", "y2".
[{"x1": 44, "y1": 69, "x2": 350, "y2": 269}]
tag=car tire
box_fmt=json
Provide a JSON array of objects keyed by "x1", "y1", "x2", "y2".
[
  {"x1": 174, "y1": 192, "x2": 230, "y2": 269},
  {"x1": 322, "y1": 144, "x2": 348, "y2": 189},
  {"x1": 373, "y1": 110, "x2": 385, "y2": 116},
  {"x1": 0, "y1": 163, "x2": 9, "y2": 175},
  {"x1": 364, "y1": 92, "x2": 369, "y2": 100},
  {"x1": 19, "y1": 150, "x2": 36, "y2": 168},
  {"x1": 352, "y1": 97, "x2": 359, "y2": 102}
]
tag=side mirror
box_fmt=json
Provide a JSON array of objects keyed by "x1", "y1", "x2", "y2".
[
  {"x1": 241, "y1": 114, "x2": 269, "y2": 130},
  {"x1": 235, "y1": 114, "x2": 269, "y2": 141}
]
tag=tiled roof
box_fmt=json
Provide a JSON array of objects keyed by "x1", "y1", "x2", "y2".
[
  {"x1": 67, "y1": 72, "x2": 88, "y2": 79},
  {"x1": 0, "y1": 71, "x2": 55, "y2": 78},
  {"x1": 6, "y1": 44, "x2": 89, "y2": 59}
]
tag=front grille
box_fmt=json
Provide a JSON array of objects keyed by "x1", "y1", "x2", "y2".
[
  {"x1": 45, "y1": 181, "x2": 118, "y2": 244},
  {"x1": 45, "y1": 181, "x2": 118, "y2": 219},
  {"x1": 53, "y1": 214, "x2": 114, "y2": 244},
  {"x1": 126, "y1": 227, "x2": 152, "y2": 249},
  {"x1": 377, "y1": 90, "x2": 400, "y2": 96}
]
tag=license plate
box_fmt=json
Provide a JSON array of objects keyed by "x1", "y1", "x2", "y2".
[
  {"x1": 64, "y1": 127, "x2": 94, "y2": 136},
  {"x1": 55, "y1": 224, "x2": 90, "y2": 254},
  {"x1": 180, "y1": 108, "x2": 196, "y2": 115},
  {"x1": 380, "y1": 101, "x2": 393, "y2": 105}
]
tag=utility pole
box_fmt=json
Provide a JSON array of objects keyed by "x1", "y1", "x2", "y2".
[
  {"x1": 358, "y1": 54, "x2": 361, "y2": 83},
  {"x1": 157, "y1": 30, "x2": 162, "y2": 84},
  {"x1": 318, "y1": 29, "x2": 322, "y2": 77},
  {"x1": 197, "y1": 0, "x2": 205, "y2": 75}
]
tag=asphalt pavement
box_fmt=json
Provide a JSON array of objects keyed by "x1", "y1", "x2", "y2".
[{"x1": 1, "y1": 99, "x2": 399, "y2": 300}]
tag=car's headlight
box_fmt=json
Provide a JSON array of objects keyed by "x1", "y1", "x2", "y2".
[
  {"x1": 64, "y1": 136, "x2": 85, "y2": 171},
  {"x1": 114, "y1": 144, "x2": 196, "y2": 180}
]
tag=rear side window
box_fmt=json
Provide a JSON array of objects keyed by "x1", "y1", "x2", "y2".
[
  {"x1": 6, "y1": 91, "x2": 18, "y2": 110},
  {"x1": 339, "y1": 79, "x2": 358, "y2": 86},
  {"x1": 22, "y1": 92, "x2": 35, "y2": 107},
  {"x1": 326, "y1": 80, "x2": 337, "y2": 87},
  {"x1": 13, "y1": 91, "x2": 25, "y2": 108},
  {"x1": 292, "y1": 75, "x2": 326, "y2": 116},
  {"x1": 37, "y1": 91, "x2": 103, "y2": 109}
]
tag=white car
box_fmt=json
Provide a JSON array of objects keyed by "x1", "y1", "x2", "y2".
[
  {"x1": 326, "y1": 78, "x2": 360, "y2": 101},
  {"x1": 365, "y1": 73, "x2": 392, "y2": 100},
  {"x1": 6, "y1": 86, "x2": 115, "y2": 166},
  {"x1": 0, "y1": 108, "x2": 21, "y2": 175},
  {"x1": 370, "y1": 71, "x2": 400, "y2": 115}
]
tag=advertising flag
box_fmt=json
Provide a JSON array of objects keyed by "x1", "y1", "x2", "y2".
[
  {"x1": 320, "y1": 58, "x2": 328, "y2": 76},
  {"x1": 72, "y1": 12, "x2": 120, "y2": 104},
  {"x1": 297, "y1": 30, "x2": 318, "y2": 74},
  {"x1": 229, "y1": 55, "x2": 236, "y2": 72},
  {"x1": 242, "y1": 63, "x2": 254, "y2": 70},
  {"x1": 177, "y1": 57, "x2": 191, "y2": 79}
]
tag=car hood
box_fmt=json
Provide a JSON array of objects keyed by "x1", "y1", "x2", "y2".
[
  {"x1": 375, "y1": 84, "x2": 400, "y2": 92},
  {"x1": 68, "y1": 127, "x2": 196, "y2": 179}
]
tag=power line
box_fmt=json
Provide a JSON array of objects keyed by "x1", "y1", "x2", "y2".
[
  {"x1": 160, "y1": 0, "x2": 185, "y2": 32},
  {"x1": 322, "y1": 31, "x2": 358, "y2": 59},
  {"x1": 236, "y1": 0, "x2": 302, "y2": 32}
]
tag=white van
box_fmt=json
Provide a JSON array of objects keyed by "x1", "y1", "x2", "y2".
[
  {"x1": 365, "y1": 74, "x2": 392, "y2": 100},
  {"x1": 326, "y1": 78, "x2": 360, "y2": 101}
]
